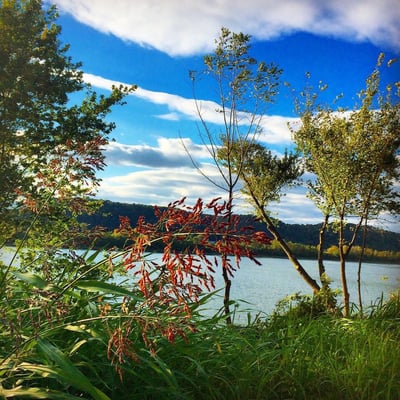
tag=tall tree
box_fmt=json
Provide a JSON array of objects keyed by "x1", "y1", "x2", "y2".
[
  {"x1": 189, "y1": 28, "x2": 282, "y2": 322},
  {"x1": 0, "y1": 0, "x2": 133, "y2": 250},
  {"x1": 218, "y1": 139, "x2": 321, "y2": 294},
  {"x1": 292, "y1": 55, "x2": 400, "y2": 316}
]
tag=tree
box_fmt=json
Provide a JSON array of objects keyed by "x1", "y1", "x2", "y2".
[
  {"x1": 189, "y1": 28, "x2": 282, "y2": 322},
  {"x1": 0, "y1": 0, "x2": 133, "y2": 251},
  {"x1": 218, "y1": 139, "x2": 321, "y2": 294},
  {"x1": 292, "y1": 55, "x2": 400, "y2": 316}
]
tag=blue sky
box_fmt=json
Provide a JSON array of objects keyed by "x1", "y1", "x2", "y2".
[{"x1": 49, "y1": 0, "x2": 400, "y2": 230}]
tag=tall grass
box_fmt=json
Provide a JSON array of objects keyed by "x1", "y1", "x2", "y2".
[
  {"x1": 1, "y1": 244, "x2": 399, "y2": 399},
  {"x1": 135, "y1": 305, "x2": 400, "y2": 400}
]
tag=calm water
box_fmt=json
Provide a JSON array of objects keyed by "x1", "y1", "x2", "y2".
[
  {"x1": 2, "y1": 248, "x2": 399, "y2": 320},
  {"x1": 115, "y1": 254, "x2": 400, "y2": 320},
  {"x1": 205, "y1": 257, "x2": 400, "y2": 320}
]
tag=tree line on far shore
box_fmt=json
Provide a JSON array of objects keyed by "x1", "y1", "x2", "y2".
[{"x1": 76, "y1": 200, "x2": 400, "y2": 263}]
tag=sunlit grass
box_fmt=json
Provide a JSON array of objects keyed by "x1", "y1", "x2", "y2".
[
  {"x1": 1, "y1": 245, "x2": 399, "y2": 399},
  {"x1": 109, "y1": 293, "x2": 400, "y2": 399}
]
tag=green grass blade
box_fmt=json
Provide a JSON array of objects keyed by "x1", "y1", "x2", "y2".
[
  {"x1": 12, "y1": 272, "x2": 48, "y2": 290},
  {"x1": 76, "y1": 280, "x2": 139, "y2": 298},
  {"x1": 36, "y1": 339, "x2": 110, "y2": 400}
]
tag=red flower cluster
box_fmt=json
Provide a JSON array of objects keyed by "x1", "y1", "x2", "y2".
[
  {"x1": 107, "y1": 197, "x2": 271, "y2": 376},
  {"x1": 118, "y1": 197, "x2": 271, "y2": 317}
]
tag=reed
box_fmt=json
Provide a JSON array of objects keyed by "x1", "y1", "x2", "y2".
[{"x1": 1, "y1": 245, "x2": 399, "y2": 399}]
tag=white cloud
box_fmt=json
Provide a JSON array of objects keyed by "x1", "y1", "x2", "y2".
[
  {"x1": 135, "y1": 87, "x2": 223, "y2": 124},
  {"x1": 97, "y1": 165, "x2": 228, "y2": 207},
  {"x1": 105, "y1": 137, "x2": 210, "y2": 168},
  {"x1": 97, "y1": 166, "x2": 331, "y2": 228},
  {"x1": 53, "y1": 0, "x2": 399, "y2": 55},
  {"x1": 83, "y1": 72, "x2": 220, "y2": 122},
  {"x1": 84, "y1": 72, "x2": 294, "y2": 145},
  {"x1": 259, "y1": 115, "x2": 296, "y2": 144},
  {"x1": 269, "y1": 189, "x2": 323, "y2": 225},
  {"x1": 156, "y1": 112, "x2": 180, "y2": 121},
  {"x1": 83, "y1": 73, "x2": 130, "y2": 91}
]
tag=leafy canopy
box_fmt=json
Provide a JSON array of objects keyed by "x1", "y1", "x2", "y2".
[
  {"x1": 292, "y1": 54, "x2": 400, "y2": 221},
  {"x1": 0, "y1": 0, "x2": 134, "y2": 246}
]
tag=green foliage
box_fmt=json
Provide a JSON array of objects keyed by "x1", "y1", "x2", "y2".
[
  {"x1": 271, "y1": 287, "x2": 340, "y2": 320},
  {"x1": 203, "y1": 27, "x2": 281, "y2": 113},
  {"x1": 291, "y1": 54, "x2": 400, "y2": 315},
  {"x1": 218, "y1": 140, "x2": 302, "y2": 214},
  {"x1": 107, "y1": 301, "x2": 400, "y2": 400},
  {"x1": 293, "y1": 54, "x2": 399, "y2": 234},
  {"x1": 198, "y1": 31, "x2": 317, "y2": 294},
  {"x1": 191, "y1": 27, "x2": 282, "y2": 194},
  {"x1": 190, "y1": 28, "x2": 284, "y2": 322},
  {"x1": 0, "y1": 0, "x2": 133, "y2": 248},
  {"x1": 0, "y1": 196, "x2": 272, "y2": 396},
  {"x1": 368, "y1": 290, "x2": 400, "y2": 319},
  {"x1": 1, "y1": 240, "x2": 399, "y2": 398}
]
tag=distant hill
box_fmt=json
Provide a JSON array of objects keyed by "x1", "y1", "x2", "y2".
[{"x1": 79, "y1": 200, "x2": 400, "y2": 253}]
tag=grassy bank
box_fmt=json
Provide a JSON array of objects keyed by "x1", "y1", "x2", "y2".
[
  {"x1": 105, "y1": 296, "x2": 400, "y2": 400},
  {"x1": 1, "y1": 239, "x2": 399, "y2": 399},
  {"x1": 1, "y1": 276, "x2": 399, "y2": 399}
]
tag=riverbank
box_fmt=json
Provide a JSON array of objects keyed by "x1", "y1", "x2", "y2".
[
  {"x1": 3, "y1": 291, "x2": 399, "y2": 399},
  {"x1": 1, "y1": 243, "x2": 399, "y2": 399},
  {"x1": 120, "y1": 296, "x2": 400, "y2": 399}
]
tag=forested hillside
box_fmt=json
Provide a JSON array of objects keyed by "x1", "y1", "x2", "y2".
[{"x1": 79, "y1": 200, "x2": 400, "y2": 252}]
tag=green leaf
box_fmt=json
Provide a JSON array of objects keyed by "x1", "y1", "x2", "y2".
[
  {"x1": 81, "y1": 247, "x2": 106, "y2": 264},
  {"x1": 76, "y1": 280, "x2": 138, "y2": 298},
  {"x1": 64, "y1": 324, "x2": 88, "y2": 333},
  {"x1": 36, "y1": 339, "x2": 111, "y2": 400},
  {"x1": 69, "y1": 339, "x2": 88, "y2": 356},
  {"x1": 12, "y1": 272, "x2": 48, "y2": 290}
]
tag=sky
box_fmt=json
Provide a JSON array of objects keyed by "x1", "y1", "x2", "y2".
[{"x1": 48, "y1": 0, "x2": 400, "y2": 231}]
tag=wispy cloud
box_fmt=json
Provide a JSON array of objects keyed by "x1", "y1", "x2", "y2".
[
  {"x1": 84, "y1": 72, "x2": 295, "y2": 145},
  {"x1": 98, "y1": 165, "x2": 228, "y2": 207},
  {"x1": 105, "y1": 137, "x2": 210, "y2": 168},
  {"x1": 97, "y1": 165, "x2": 329, "y2": 226},
  {"x1": 156, "y1": 112, "x2": 180, "y2": 121},
  {"x1": 53, "y1": 0, "x2": 399, "y2": 55}
]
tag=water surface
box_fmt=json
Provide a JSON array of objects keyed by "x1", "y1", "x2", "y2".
[{"x1": 2, "y1": 248, "x2": 398, "y2": 320}]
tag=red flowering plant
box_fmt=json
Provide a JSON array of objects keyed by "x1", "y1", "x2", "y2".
[{"x1": 106, "y1": 197, "x2": 271, "y2": 374}]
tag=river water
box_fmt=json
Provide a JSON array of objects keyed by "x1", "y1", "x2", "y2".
[
  {"x1": 114, "y1": 254, "x2": 399, "y2": 320},
  {"x1": 2, "y1": 248, "x2": 399, "y2": 320},
  {"x1": 205, "y1": 257, "x2": 400, "y2": 320}
]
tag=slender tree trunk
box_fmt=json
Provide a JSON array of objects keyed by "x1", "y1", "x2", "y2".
[
  {"x1": 357, "y1": 218, "x2": 369, "y2": 315},
  {"x1": 221, "y1": 257, "x2": 232, "y2": 324},
  {"x1": 265, "y1": 216, "x2": 320, "y2": 293},
  {"x1": 222, "y1": 186, "x2": 234, "y2": 325},
  {"x1": 250, "y1": 192, "x2": 320, "y2": 293},
  {"x1": 318, "y1": 214, "x2": 329, "y2": 287},
  {"x1": 354, "y1": 177, "x2": 376, "y2": 315},
  {"x1": 339, "y1": 218, "x2": 350, "y2": 317}
]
